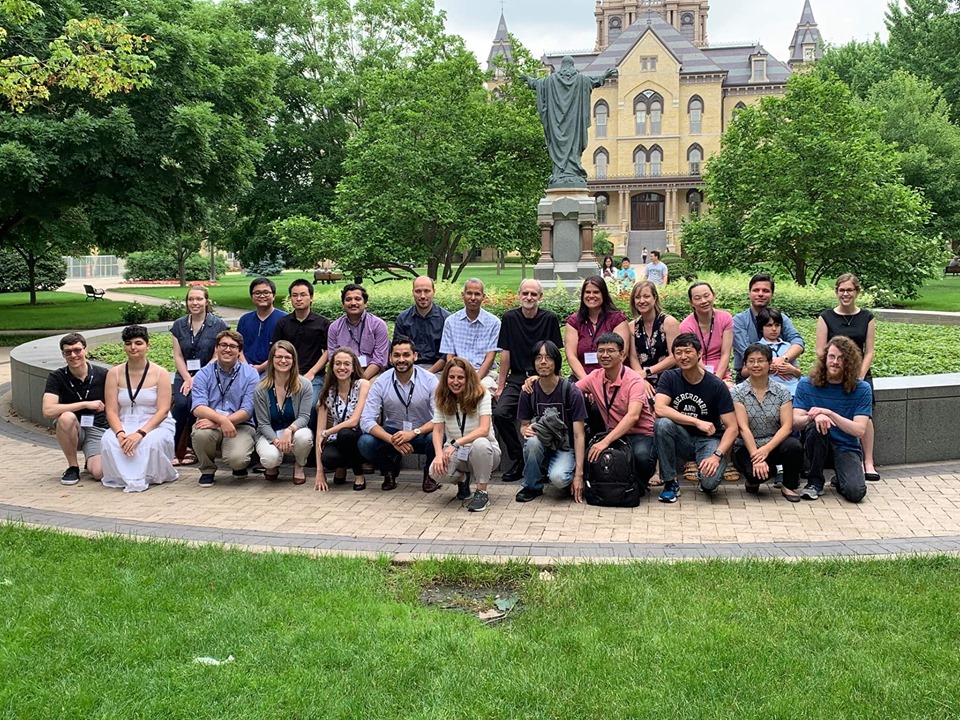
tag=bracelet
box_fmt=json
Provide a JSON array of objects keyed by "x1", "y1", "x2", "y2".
[{"x1": 136, "y1": 429, "x2": 146, "y2": 438}]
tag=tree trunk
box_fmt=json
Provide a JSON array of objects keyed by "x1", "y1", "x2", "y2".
[
  {"x1": 178, "y1": 256, "x2": 187, "y2": 287},
  {"x1": 208, "y1": 234, "x2": 216, "y2": 283},
  {"x1": 27, "y1": 252, "x2": 38, "y2": 305},
  {"x1": 0, "y1": 210, "x2": 25, "y2": 243}
]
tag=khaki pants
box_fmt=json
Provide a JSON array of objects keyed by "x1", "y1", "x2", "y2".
[
  {"x1": 192, "y1": 425, "x2": 256, "y2": 473},
  {"x1": 255, "y1": 428, "x2": 314, "y2": 468},
  {"x1": 430, "y1": 436, "x2": 501, "y2": 486}
]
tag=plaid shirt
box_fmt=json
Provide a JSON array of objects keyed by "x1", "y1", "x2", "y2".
[{"x1": 439, "y1": 308, "x2": 501, "y2": 370}]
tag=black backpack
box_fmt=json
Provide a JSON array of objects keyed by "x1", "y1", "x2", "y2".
[{"x1": 584, "y1": 432, "x2": 641, "y2": 507}]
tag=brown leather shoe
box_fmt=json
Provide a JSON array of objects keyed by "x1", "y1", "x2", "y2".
[
  {"x1": 381, "y1": 471, "x2": 398, "y2": 491},
  {"x1": 422, "y1": 473, "x2": 440, "y2": 493}
]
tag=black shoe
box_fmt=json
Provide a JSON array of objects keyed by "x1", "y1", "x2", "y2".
[
  {"x1": 515, "y1": 486, "x2": 543, "y2": 503},
  {"x1": 61, "y1": 466, "x2": 81, "y2": 486},
  {"x1": 501, "y1": 462, "x2": 524, "y2": 483},
  {"x1": 232, "y1": 468, "x2": 248, "y2": 479},
  {"x1": 381, "y1": 471, "x2": 397, "y2": 491},
  {"x1": 456, "y1": 478, "x2": 471, "y2": 500},
  {"x1": 199, "y1": 473, "x2": 215, "y2": 487}
]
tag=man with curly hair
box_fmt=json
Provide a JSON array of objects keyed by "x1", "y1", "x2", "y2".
[{"x1": 792, "y1": 336, "x2": 871, "y2": 503}]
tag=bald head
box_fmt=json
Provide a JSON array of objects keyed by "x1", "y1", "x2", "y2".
[
  {"x1": 518, "y1": 278, "x2": 543, "y2": 315},
  {"x1": 412, "y1": 275, "x2": 435, "y2": 311}
]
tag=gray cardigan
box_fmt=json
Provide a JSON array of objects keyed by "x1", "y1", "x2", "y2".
[{"x1": 253, "y1": 375, "x2": 314, "y2": 441}]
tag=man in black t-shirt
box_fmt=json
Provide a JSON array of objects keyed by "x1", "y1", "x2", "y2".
[
  {"x1": 41, "y1": 333, "x2": 109, "y2": 485},
  {"x1": 493, "y1": 279, "x2": 563, "y2": 482},
  {"x1": 654, "y1": 333, "x2": 738, "y2": 503}
]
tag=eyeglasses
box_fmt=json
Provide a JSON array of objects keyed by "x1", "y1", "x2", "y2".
[
  {"x1": 252, "y1": 290, "x2": 274, "y2": 297},
  {"x1": 217, "y1": 343, "x2": 240, "y2": 350},
  {"x1": 61, "y1": 348, "x2": 84, "y2": 356},
  {"x1": 837, "y1": 289, "x2": 858, "y2": 295}
]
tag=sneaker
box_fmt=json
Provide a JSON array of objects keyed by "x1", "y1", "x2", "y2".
[
  {"x1": 799, "y1": 485, "x2": 820, "y2": 501},
  {"x1": 198, "y1": 473, "x2": 216, "y2": 487},
  {"x1": 658, "y1": 480, "x2": 680, "y2": 503},
  {"x1": 772, "y1": 474, "x2": 783, "y2": 489},
  {"x1": 698, "y1": 482, "x2": 718, "y2": 495},
  {"x1": 232, "y1": 468, "x2": 248, "y2": 479},
  {"x1": 515, "y1": 486, "x2": 543, "y2": 503},
  {"x1": 61, "y1": 466, "x2": 80, "y2": 486},
  {"x1": 467, "y1": 490, "x2": 489, "y2": 512},
  {"x1": 456, "y1": 474, "x2": 471, "y2": 500}
]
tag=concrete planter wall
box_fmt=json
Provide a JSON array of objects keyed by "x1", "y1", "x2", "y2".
[{"x1": 10, "y1": 325, "x2": 960, "y2": 466}]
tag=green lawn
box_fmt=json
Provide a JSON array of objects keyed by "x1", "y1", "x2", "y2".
[
  {"x1": 2, "y1": 525, "x2": 960, "y2": 719},
  {"x1": 0, "y1": 293, "x2": 133, "y2": 331},
  {"x1": 894, "y1": 278, "x2": 960, "y2": 312}
]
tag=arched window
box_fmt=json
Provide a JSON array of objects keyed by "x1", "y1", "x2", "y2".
[
  {"x1": 594, "y1": 148, "x2": 609, "y2": 179},
  {"x1": 687, "y1": 189, "x2": 703, "y2": 216},
  {"x1": 680, "y1": 12, "x2": 695, "y2": 41},
  {"x1": 594, "y1": 101, "x2": 608, "y2": 139},
  {"x1": 734, "y1": 101, "x2": 747, "y2": 111},
  {"x1": 649, "y1": 145, "x2": 662, "y2": 177},
  {"x1": 609, "y1": 16, "x2": 622, "y2": 42},
  {"x1": 688, "y1": 144, "x2": 703, "y2": 176},
  {"x1": 595, "y1": 192, "x2": 609, "y2": 224},
  {"x1": 688, "y1": 96, "x2": 703, "y2": 134},
  {"x1": 633, "y1": 146, "x2": 648, "y2": 177},
  {"x1": 634, "y1": 91, "x2": 664, "y2": 136}
]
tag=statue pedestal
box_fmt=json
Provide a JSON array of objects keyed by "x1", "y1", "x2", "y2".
[{"x1": 533, "y1": 188, "x2": 599, "y2": 289}]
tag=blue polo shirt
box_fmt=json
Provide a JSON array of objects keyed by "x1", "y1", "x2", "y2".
[{"x1": 794, "y1": 376, "x2": 872, "y2": 455}]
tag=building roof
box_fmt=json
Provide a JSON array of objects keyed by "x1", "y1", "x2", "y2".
[
  {"x1": 486, "y1": 12, "x2": 515, "y2": 70},
  {"x1": 702, "y1": 45, "x2": 792, "y2": 86},
  {"x1": 788, "y1": 0, "x2": 824, "y2": 64}
]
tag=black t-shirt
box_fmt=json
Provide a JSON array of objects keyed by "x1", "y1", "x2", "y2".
[
  {"x1": 518, "y1": 378, "x2": 589, "y2": 447},
  {"x1": 270, "y1": 311, "x2": 331, "y2": 375},
  {"x1": 497, "y1": 308, "x2": 562, "y2": 383},
  {"x1": 44, "y1": 363, "x2": 109, "y2": 428},
  {"x1": 656, "y1": 368, "x2": 733, "y2": 437}
]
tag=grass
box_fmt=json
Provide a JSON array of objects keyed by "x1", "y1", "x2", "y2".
[
  {"x1": 893, "y1": 278, "x2": 960, "y2": 312},
  {"x1": 2, "y1": 524, "x2": 960, "y2": 719},
  {"x1": 0, "y1": 293, "x2": 133, "y2": 331}
]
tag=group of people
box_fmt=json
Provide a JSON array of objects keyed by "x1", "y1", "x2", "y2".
[
  {"x1": 600, "y1": 250, "x2": 669, "y2": 292},
  {"x1": 42, "y1": 267, "x2": 878, "y2": 510}
]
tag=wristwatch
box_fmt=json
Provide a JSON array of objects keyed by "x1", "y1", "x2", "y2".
[
  {"x1": 712, "y1": 450, "x2": 723, "y2": 458},
  {"x1": 413, "y1": 428, "x2": 421, "y2": 436}
]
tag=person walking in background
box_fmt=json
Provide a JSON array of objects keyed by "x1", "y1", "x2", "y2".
[{"x1": 643, "y1": 250, "x2": 668, "y2": 285}]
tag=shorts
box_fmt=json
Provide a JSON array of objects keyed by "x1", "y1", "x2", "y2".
[{"x1": 78, "y1": 425, "x2": 106, "y2": 458}]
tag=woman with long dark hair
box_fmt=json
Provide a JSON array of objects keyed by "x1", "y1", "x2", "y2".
[
  {"x1": 564, "y1": 275, "x2": 629, "y2": 379},
  {"x1": 315, "y1": 347, "x2": 370, "y2": 491},
  {"x1": 600, "y1": 255, "x2": 617, "y2": 280},
  {"x1": 430, "y1": 358, "x2": 501, "y2": 513}
]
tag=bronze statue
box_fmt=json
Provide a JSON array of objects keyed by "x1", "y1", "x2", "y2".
[{"x1": 522, "y1": 56, "x2": 617, "y2": 188}]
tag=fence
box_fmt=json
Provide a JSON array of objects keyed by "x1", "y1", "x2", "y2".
[{"x1": 63, "y1": 256, "x2": 124, "y2": 279}]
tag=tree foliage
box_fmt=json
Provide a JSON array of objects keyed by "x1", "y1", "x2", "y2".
[
  {"x1": 817, "y1": 38, "x2": 890, "y2": 99},
  {"x1": 682, "y1": 69, "x2": 940, "y2": 299}
]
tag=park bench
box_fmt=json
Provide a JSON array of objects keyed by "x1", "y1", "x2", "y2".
[
  {"x1": 945, "y1": 265, "x2": 960, "y2": 277},
  {"x1": 83, "y1": 284, "x2": 106, "y2": 300},
  {"x1": 313, "y1": 269, "x2": 345, "y2": 285}
]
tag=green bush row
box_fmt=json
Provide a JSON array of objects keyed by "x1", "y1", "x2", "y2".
[
  {"x1": 123, "y1": 251, "x2": 229, "y2": 282},
  {"x1": 119, "y1": 299, "x2": 194, "y2": 325}
]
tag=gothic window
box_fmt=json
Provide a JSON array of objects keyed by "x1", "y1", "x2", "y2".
[
  {"x1": 594, "y1": 101, "x2": 608, "y2": 138},
  {"x1": 650, "y1": 99, "x2": 662, "y2": 135},
  {"x1": 680, "y1": 13, "x2": 695, "y2": 41},
  {"x1": 634, "y1": 91, "x2": 663, "y2": 135},
  {"x1": 595, "y1": 193, "x2": 609, "y2": 224},
  {"x1": 594, "y1": 148, "x2": 609, "y2": 179},
  {"x1": 609, "y1": 16, "x2": 622, "y2": 42},
  {"x1": 687, "y1": 189, "x2": 703, "y2": 216},
  {"x1": 688, "y1": 96, "x2": 703, "y2": 134},
  {"x1": 687, "y1": 144, "x2": 703, "y2": 176},
  {"x1": 649, "y1": 145, "x2": 662, "y2": 177},
  {"x1": 633, "y1": 146, "x2": 648, "y2": 177}
]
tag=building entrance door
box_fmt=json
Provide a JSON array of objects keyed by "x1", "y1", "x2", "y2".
[{"x1": 631, "y1": 193, "x2": 665, "y2": 231}]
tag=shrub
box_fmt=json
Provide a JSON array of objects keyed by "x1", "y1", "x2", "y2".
[
  {"x1": 661, "y1": 252, "x2": 696, "y2": 283},
  {"x1": 124, "y1": 251, "x2": 227, "y2": 282},
  {"x1": 593, "y1": 230, "x2": 614, "y2": 259},
  {"x1": 155, "y1": 298, "x2": 184, "y2": 323},
  {"x1": 0, "y1": 249, "x2": 66, "y2": 292},
  {"x1": 244, "y1": 255, "x2": 285, "y2": 277},
  {"x1": 119, "y1": 301, "x2": 153, "y2": 324}
]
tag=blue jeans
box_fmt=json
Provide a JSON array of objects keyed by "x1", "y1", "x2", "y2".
[
  {"x1": 358, "y1": 426, "x2": 436, "y2": 475},
  {"x1": 522, "y1": 436, "x2": 576, "y2": 490},
  {"x1": 654, "y1": 417, "x2": 726, "y2": 491}
]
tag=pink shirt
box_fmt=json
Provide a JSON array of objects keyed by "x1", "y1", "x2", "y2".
[
  {"x1": 680, "y1": 310, "x2": 733, "y2": 380},
  {"x1": 576, "y1": 365, "x2": 654, "y2": 436}
]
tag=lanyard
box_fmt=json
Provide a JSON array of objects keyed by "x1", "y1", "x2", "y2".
[
  {"x1": 585, "y1": 312, "x2": 605, "y2": 343},
  {"x1": 187, "y1": 315, "x2": 207, "y2": 358},
  {"x1": 125, "y1": 361, "x2": 151, "y2": 407},
  {"x1": 603, "y1": 366, "x2": 625, "y2": 414},
  {"x1": 696, "y1": 312, "x2": 715, "y2": 358},
  {"x1": 636, "y1": 314, "x2": 659, "y2": 362},
  {"x1": 67, "y1": 365, "x2": 92, "y2": 402},
  {"x1": 346, "y1": 315, "x2": 367, "y2": 355},
  {"x1": 392, "y1": 372, "x2": 416, "y2": 419},
  {"x1": 214, "y1": 364, "x2": 239, "y2": 407},
  {"x1": 330, "y1": 385, "x2": 352, "y2": 424},
  {"x1": 455, "y1": 408, "x2": 467, "y2": 439}
]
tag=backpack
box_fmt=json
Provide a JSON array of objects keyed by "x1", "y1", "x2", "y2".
[{"x1": 584, "y1": 432, "x2": 641, "y2": 508}]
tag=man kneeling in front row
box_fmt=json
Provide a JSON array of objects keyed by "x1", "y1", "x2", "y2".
[
  {"x1": 654, "y1": 333, "x2": 739, "y2": 503},
  {"x1": 792, "y1": 336, "x2": 871, "y2": 503},
  {"x1": 515, "y1": 340, "x2": 588, "y2": 503}
]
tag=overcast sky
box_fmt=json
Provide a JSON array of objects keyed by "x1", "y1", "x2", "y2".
[{"x1": 433, "y1": 0, "x2": 891, "y2": 65}]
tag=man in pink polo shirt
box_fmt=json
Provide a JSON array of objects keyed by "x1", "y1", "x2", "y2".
[{"x1": 574, "y1": 331, "x2": 657, "y2": 498}]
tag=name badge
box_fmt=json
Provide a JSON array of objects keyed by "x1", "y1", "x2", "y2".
[
  {"x1": 80, "y1": 414, "x2": 94, "y2": 428},
  {"x1": 402, "y1": 421, "x2": 413, "y2": 432},
  {"x1": 705, "y1": 364, "x2": 716, "y2": 374},
  {"x1": 584, "y1": 352, "x2": 599, "y2": 365},
  {"x1": 357, "y1": 354, "x2": 368, "y2": 368},
  {"x1": 457, "y1": 445, "x2": 470, "y2": 461},
  {"x1": 187, "y1": 359, "x2": 202, "y2": 372}
]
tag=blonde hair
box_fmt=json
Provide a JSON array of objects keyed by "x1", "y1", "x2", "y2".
[{"x1": 834, "y1": 273, "x2": 862, "y2": 292}]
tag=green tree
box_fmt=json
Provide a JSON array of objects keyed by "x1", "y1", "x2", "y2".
[
  {"x1": 818, "y1": 38, "x2": 890, "y2": 99},
  {"x1": 682, "y1": 69, "x2": 940, "y2": 298},
  {"x1": 865, "y1": 70, "x2": 960, "y2": 251},
  {"x1": 276, "y1": 42, "x2": 548, "y2": 282},
  {"x1": 886, "y1": 0, "x2": 960, "y2": 122}
]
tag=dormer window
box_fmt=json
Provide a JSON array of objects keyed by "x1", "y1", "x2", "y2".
[
  {"x1": 751, "y1": 56, "x2": 768, "y2": 82},
  {"x1": 803, "y1": 44, "x2": 815, "y2": 62}
]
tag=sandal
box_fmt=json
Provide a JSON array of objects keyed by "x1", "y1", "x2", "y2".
[
  {"x1": 683, "y1": 461, "x2": 698, "y2": 482},
  {"x1": 171, "y1": 457, "x2": 182, "y2": 467},
  {"x1": 292, "y1": 475, "x2": 306, "y2": 486},
  {"x1": 353, "y1": 479, "x2": 366, "y2": 491},
  {"x1": 181, "y1": 450, "x2": 198, "y2": 466},
  {"x1": 723, "y1": 466, "x2": 741, "y2": 483},
  {"x1": 648, "y1": 473, "x2": 664, "y2": 488}
]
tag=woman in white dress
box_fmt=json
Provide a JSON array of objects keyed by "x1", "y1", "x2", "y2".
[{"x1": 101, "y1": 325, "x2": 178, "y2": 492}]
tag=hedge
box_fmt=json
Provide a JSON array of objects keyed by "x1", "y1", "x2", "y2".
[{"x1": 124, "y1": 251, "x2": 228, "y2": 282}]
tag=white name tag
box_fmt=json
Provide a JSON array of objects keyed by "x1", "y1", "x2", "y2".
[
  {"x1": 457, "y1": 445, "x2": 470, "y2": 461},
  {"x1": 187, "y1": 359, "x2": 202, "y2": 372},
  {"x1": 357, "y1": 354, "x2": 368, "y2": 368},
  {"x1": 584, "y1": 352, "x2": 599, "y2": 365},
  {"x1": 705, "y1": 364, "x2": 715, "y2": 374},
  {"x1": 80, "y1": 414, "x2": 94, "y2": 428},
  {"x1": 402, "y1": 421, "x2": 413, "y2": 432}
]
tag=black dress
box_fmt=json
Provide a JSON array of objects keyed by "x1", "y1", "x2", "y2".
[
  {"x1": 819, "y1": 308, "x2": 875, "y2": 390},
  {"x1": 633, "y1": 313, "x2": 669, "y2": 387}
]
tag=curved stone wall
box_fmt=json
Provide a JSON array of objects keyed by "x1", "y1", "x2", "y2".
[{"x1": 10, "y1": 325, "x2": 960, "y2": 466}]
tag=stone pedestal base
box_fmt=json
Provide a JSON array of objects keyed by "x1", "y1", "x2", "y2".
[{"x1": 533, "y1": 188, "x2": 598, "y2": 289}]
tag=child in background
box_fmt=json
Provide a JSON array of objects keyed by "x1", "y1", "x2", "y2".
[{"x1": 756, "y1": 307, "x2": 802, "y2": 396}]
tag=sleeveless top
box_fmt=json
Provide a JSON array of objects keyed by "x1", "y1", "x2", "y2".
[
  {"x1": 324, "y1": 380, "x2": 362, "y2": 440},
  {"x1": 820, "y1": 308, "x2": 875, "y2": 383},
  {"x1": 632, "y1": 313, "x2": 669, "y2": 385}
]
